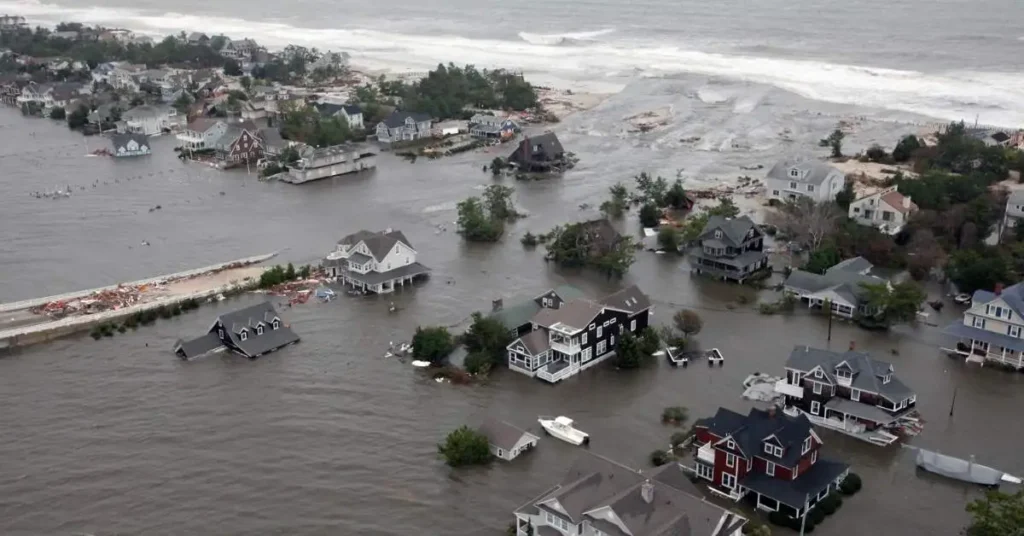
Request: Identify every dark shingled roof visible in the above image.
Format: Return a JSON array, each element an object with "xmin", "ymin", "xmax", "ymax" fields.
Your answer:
[
  {"xmin": 697, "ymin": 215, "xmax": 759, "ymax": 247},
  {"xmin": 740, "ymin": 458, "xmax": 849, "ymax": 509},
  {"xmin": 508, "ymin": 132, "xmax": 564, "ymax": 163},
  {"xmin": 478, "ymin": 418, "xmax": 536, "ymax": 451},
  {"xmin": 694, "ymin": 407, "xmax": 814, "ymax": 468},
  {"xmin": 785, "ymin": 346, "xmax": 915, "ymax": 402},
  {"xmin": 110, "ymin": 132, "xmax": 149, "ymax": 152},
  {"xmin": 216, "ymin": 301, "xmax": 299, "ymax": 358},
  {"xmin": 532, "ymin": 299, "xmax": 604, "ymax": 332},
  {"xmin": 602, "ymin": 284, "xmax": 652, "ymax": 314},
  {"xmin": 380, "ymin": 110, "xmax": 431, "ymax": 128},
  {"xmin": 337, "ymin": 229, "xmax": 414, "ymax": 262},
  {"xmin": 173, "ymin": 332, "xmax": 222, "ymax": 359},
  {"xmin": 512, "ymin": 329, "xmax": 551, "ymax": 355}
]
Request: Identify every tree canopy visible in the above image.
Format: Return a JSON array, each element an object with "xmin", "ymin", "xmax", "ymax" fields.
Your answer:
[
  {"xmin": 858, "ymin": 281, "xmax": 927, "ymax": 326},
  {"xmin": 964, "ymin": 489, "xmax": 1024, "ymax": 536},
  {"xmin": 545, "ymin": 221, "xmax": 635, "ymax": 278},
  {"xmin": 0, "ymin": 28, "xmax": 225, "ymax": 69},
  {"xmin": 613, "ymin": 329, "xmax": 660, "ymax": 369},
  {"xmin": 437, "ymin": 425, "xmax": 492, "ymax": 467},
  {"xmin": 411, "ymin": 326, "xmax": 455, "ymax": 364},
  {"xmin": 461, "ymin": 312, "xmax": 513, "ymax": 375},
  {"xmin": 278, "ymin": 104, "xmax": 356, "ymax": 147},
  {"xmin": 377, "ymin": 63, "xmax": 539, "ymax": 120},
  {"xmin": 456, "ymin": 185, "xmax": 519, "ymax": 243},
  {"xmin": 672, "ymin": 309, "xmax": 703, "ymax": 337}
]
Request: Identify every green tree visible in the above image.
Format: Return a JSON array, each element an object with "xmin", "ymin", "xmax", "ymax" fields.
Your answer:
[
  {"xmin": 635, "ymin": 172, "xmax": 669, "ymax": 206},
  {"xmin": 437, "ymin": 425, "xmax": 492, "ymax": 467},
  {"xmin": 657, "ymin": 226, "xmax": 681, "ymax": 252},
  {"xmin": 613, "ymin": 331, "xmax": 648, "ymax": 369},
  {"xmin": 892, "ymin": 134, "xmax": 922, "ymax": 163},
  {"xmin": 946, "ymin": 248, "xmax": 1011, "ymax": 294},
  {"xmin": 66, "ymin": 104, "xmax": 89, "ymax": 129},
  {"xmin": 600, "ymin": 182, "xmax": 630, "ymax": 218},
  {"xmin": 665, "ymin": 179, "xmax": 689, "ymax": 209},
  {"xmin": 489, "ymin": 157, "xmax": 505, "ymax": 176},
  {"xmin": 456, "ymin": 196, "xmax": 504, "ymax": 242},
  {"xmin": 865, "ymin": 144, "xmax": 888, "ymax": 162},
  {"xmin": 48, "ymin": 107, "xmax": 66, "ymax": 120},
  {"xmin": 707, "ymin": 198, "xmax": 740, "ymax": 218},
  {"xmin": 661, "ymin": 406, "xmax": 688, "ymax": 425},
  {"xmin": 637, "ymin": 327, "xmax": 661, "ymax": 356},
  {"xmin": 411, "ymin": 326, "xmax": 455, "ymax": 364},
  {"xmin": 964, "ymin": 489, "xmax": 1024, "ymax": 536},
  {"xmin": 639, "ymin": 203, "xmax": 661, "ymax": 228},
  {"xmin": 804, "ymin": 243, "xmax": 841, "ymax": 274},
  {"xmin": 483, "ymin": 184, "xmax": 518, "ymax": 222},
  {"xmin": 673, "ymin": 309, "xmax": 703, "ymax": 338},
  {"xmin": 285, "ymin": 262, "xmax": 296, "ymax": 280},
  {"xmin": 223, "ymin": 58, "xmax": 242, "ymax": 76},
  {"xmin": 859, "ymin": 281, "xmax": 927, "ymax": 326},
  {"xmin": 834, "ymin": 179, "xmax": 855, "ymax": 209},
  {"xmin": 462, "ymin": 312, "xmax": 512, "ymax": 366},
  {"xmin": 172, "ymin": 91, "xmax": 193, "ymax": 113},
  {"xmin": 820, "ymin": 128, "xmax": 845, "ymax": 158},
  {"xmin": 680, "ymin": 212, "xmax": 709, "ymax": 242}
]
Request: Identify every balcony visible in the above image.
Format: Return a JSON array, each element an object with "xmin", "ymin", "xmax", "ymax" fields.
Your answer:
[
  {"xmin": 697, "ymin": 443, "xmax": 716, "ymax": 464},
  {"xmin": 774, "ymin": 379, "xmax": 804, "ymax": 398},
  {"xmin": 836, "ymin": 374, "xmax": 853, "ymax": 387},
  {"xmin": 549, "ymin": 333, "xmax": 580, "ymax": 356},
  {"xmin": 537, "ymin": 360, "xmax": 575, "ymax": 383}
]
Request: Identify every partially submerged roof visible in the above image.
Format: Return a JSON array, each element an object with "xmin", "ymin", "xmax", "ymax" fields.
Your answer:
[
  {"xmin": 601, "ymin": 285, "xmax": 652, "ymax": 314},
  {"xmin": 337, "ymin": 229, "xmax": 414, "ymax": 262},
  {"xmin": 216, "ymin": 301, "xmax": 299, "ymax": 357},
  {"xmin": 173, "ymin": 332, "xmax": 222, "ymax": 359},
  {"xmin": 533, "ymin": 299, "xmax": 604, "ymax": 332},
  {"xmin": 111, "ymin": 132, "xmax": 148, "ymax": 149},
  {"xmin": 786, "ymin": 346, "xmax": 915, "ymax": 401},
  {"xmin": 766, "ymin": 156, "xmax": 841, "ymax": 186},
  {"xmin": 698, "ymin": 215, "xmax": 759, "ymax": 246},
  {"xmin": 478, "ymin": 418, "xmax": 536, "ymax": 451}
]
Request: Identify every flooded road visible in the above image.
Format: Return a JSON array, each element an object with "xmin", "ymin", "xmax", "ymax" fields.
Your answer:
[{"xmin": 1, "ymin": 84, "xmax": 1022, "ymax": 536}]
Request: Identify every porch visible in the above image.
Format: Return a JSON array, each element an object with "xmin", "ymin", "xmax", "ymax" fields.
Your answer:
[
  {"xmin": 741, "ymin": 460, "xmax": 849, "ymax": 517},
  {"xmin": 942, "ymin": 322, "xmax": 1024, "ymax": 370},
  {"xmin": 536, "ymin": 358, "xmax": 576, "ymax": 383},
  {"xmin": 330, "ymin": 263, "xmax": 431, "ymax": 295},
  {"xmin": 783, "ymin": 406, "xmax": 899, "ymax": 446}
]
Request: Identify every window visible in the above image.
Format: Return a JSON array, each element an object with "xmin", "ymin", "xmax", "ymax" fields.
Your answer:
[
  {"xmin": 497, "ymin": 448, "xmax": 503, "ymax": 457},
  {"xmin": 582, "ymin": 333, "xmax": 587, "ymax": 344},
  {"xmin": 697, "ymin": 463, "xmax": 713, "ymax": 480},
  {"xmin": 814, "ymin": 368, "xmax": 822, "ymax": 378},
  {"xmin": 813, "ymin": 382, "xmax": 822, "ymax": 395},
  {"xmin": 589, "ymin": 323, "xmax": 595, "ymax": 330},
  {"xmin": 811, "ymin": 450, "xmax": 818, "ymax": 464},
  {"xmin": 596, "ymin": 341, "xmax": 606, "ymax": 355},
  {"xmin": 722, "ymin": 472, "xmax": 737, "ymax": 489},
  {"xmin": 773, "ymin": 445, "xmax": 783, "ymax": 457},
  {"xmin": 851, "ymin": 388, "xmax": 860, "ymax": 401},
  {"xmin": 802, "ymin": 437, "xmax": 812, "ymax": 454},
  {"xmin": 239, "ymin": 330, "xmax": 248, "ymax": 341},
  {"xmin": 807, "ymin": 184, "xmax": 814, "ymax": 192},
  {"xmin": 610, "ymin": 335, "xmax": 615, "ymax": 346},
  {"xmin": 789, "ymin": 181, "xmax": 797, "ymax": 189},
  {"xmin": 909, "ymin": 394, "xmax": 917, "ymax": 404},
  {"xmin": 972, "ymin": 316, "xmax": 986, "ymax": 329},
  {"xmin": 810, "ymin": 401, "xmax": 820, "ymax": 415},
  {"xmin": 790, "ymin": 169, "xmax": 798, "ymax": 177},
  {"xmin": 996, "ymin": 306, "xmax": 1004, "ymax": 318},
  {"xmin": 882, "ymin": 211, "xmax": 892, "ymax": 221},
  {"xmin": 630, "ymin": 319, "xmax": 636, "ymax": 332},
  {"xmin": 272, "ymin": 319, "xmax": 279, "ymax": 330},
  {"xmin": 582, "ymin": 348, "xmax": 592, "ymax": 362},
  {"xmin": 764, "ymin": 443, "xmax": 773, "ymax": 455},
  {"xmin": 766, "ymin": 461, "xmax": 776, "ymax": 476},
  {"xmin": 508, "ymin": 351, "xmax": 515, "ymax": 362},
  {"xmin": 773, "ymin": 190, "xmax": 780, "ymax": 196},
  {"xmin": 986, "ymin": 305, "xmax": 992, "ymax": 315},
  {"xmin": 597, "ymin": 326, "xmax": 603, "ymax": 338},
  {"xmin": 726, "ymin": 453, "xmax": 736, "ymax": 468},
  {"xmin": 715, "ymin": 229, "xmax": 723, "ymax": 238},
  {"xmin": 853, "ymin": 207, "xmax": 860, "ymax": 213},
  {"xmin": 256, "ymin": 325, "xmax": 263, "ymax": 335},
  {"xmin": 792, "ymin": 464, "xmax": 799, "ymax": 480},
  {"xmin": 727, "ymin": 439, "xmax": 735, "ymax": 449},
  {"xmin": 218, "ymin": 328, "xmax": 224, "ymax": 339}
]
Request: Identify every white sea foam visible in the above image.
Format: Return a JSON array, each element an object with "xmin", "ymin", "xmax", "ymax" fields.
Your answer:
[{"xmin": 3, "ymin": 0, "xmax": 1023, "ymax": 127}]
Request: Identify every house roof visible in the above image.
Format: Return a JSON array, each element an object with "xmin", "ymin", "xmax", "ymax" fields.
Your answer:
[
  {"xmin": 992, "ymin": 131, "xmax": 1011, "ymax": 143},
  {"xmin": 509, "ymin": 132, "xmax": 564, "ymax": 162},
  {"xmin": 513, "ymin": 329, "xmax": 551, "ymax": 355},
  {"xmin": 601, "ymin": 285, "xmax": 652, "ymax": 315},
  {"xmin": 698, "ymin": 215, "xmax": 758, "ymax": 246},
  {"xmin": 766, "ymin": 157, "xmax": 840, "ymax": 186},
  {"xmin": 187, "ymin": 117, "xmax": 224, "ymax": 132},
  {"xmin": 879, "ymin": 190, "xmax": 917, "ymax": 214},
  {"xmin": 970, "ymin": 282, "xmax": 1024, "ymax": 319},
  {"xmin": 695, "ymin": 407, "xmax": 813, "ymax": 467},
  {"xmin": 740, "ymin": 458, "xmax": 849, "ymax": 509},
  {"xmin": 380, "ymin": 110, "xmax": 431, "ymax": 128},
  {"xmin": 337, "ymin": 229, "xmax": 414, "ymax": 262},
  {"xmin": 347, "ymin": 252, "xmax": 372, "ymax": 265},
  {"xmin": 533, "ymin": 299, "xmax": 604, "ymax": 332},
  {"xmin": 1007, "ymin": 190, "xmax": 1024, "ymax": 206},
  {"xmin": 478, "ymin": 418, "xmax": 536, "ymax": 451},
  {"xmin": 111, "ymin": 133, "xmax": 148, "ymax": 149},
  {"xmin": 785, "ymin": 346, "xmax": 915, "ymax": 401},
  {"xmin": 125, "ymin": 104, "xmax": 172, "ymax": 119},
  {"xmin": 518, "ymin": 452, "xmax": 743, "ymax": 536},
  {"xmin": 172, "ymin": 332, "xmax": 222, "ymax": 359},
  {"xmin": 784, "ymin": 257, "xmax": 886, "ymax": 305},
  {"xmin": 215, "ymin": 301, "xmax": 299, "ymax": 358},
  {"xmin": 260, "ymin": 127, "xmax": 287, "ymax": 149}
]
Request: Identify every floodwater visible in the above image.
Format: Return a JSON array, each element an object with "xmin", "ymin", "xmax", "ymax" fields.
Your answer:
[{"xmin": 2, "ymin": 103, "xmax": 1023, "ymax": 536}]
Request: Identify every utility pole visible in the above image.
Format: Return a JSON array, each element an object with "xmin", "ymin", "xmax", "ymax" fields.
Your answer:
[{"xmin": 799, "ymin": 493, "xmax": 811, "ymax": 536}]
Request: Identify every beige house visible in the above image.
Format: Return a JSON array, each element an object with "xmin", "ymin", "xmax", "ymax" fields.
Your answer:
[{"xmin": 848, "ymin": 186, "xmax": 917, "ymax": 235}]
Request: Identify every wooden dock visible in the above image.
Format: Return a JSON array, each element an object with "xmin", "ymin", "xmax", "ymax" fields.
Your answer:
[{"xmin": 0, "ymin": 253, "xmax": 277, "ymax": 351}]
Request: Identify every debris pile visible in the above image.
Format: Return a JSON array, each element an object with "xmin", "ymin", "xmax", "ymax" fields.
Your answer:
[
  {"xmin": 265, "ymin": 269, "xmax": 331, "ymax": 305},
  {"xmin": 31, "ymin": 284, "xmax": 145, "ymax": 319}
]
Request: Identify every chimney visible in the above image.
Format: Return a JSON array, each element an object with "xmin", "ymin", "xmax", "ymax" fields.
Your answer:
[
  {"xmin": 902, "ymin": 195, "xmax": 911, "ymax": 209},
  {"xmin": 640, "ymin": 479, "xmax": 654, "ymax": 504},
  {"xmin": 849, "ymin": 341, "xmax": 856, "ymax": 351},
  {"xmin": 995, "ymin": 283, "xmax": 1004, "ymax": 296},
  {"xmin": 492, "ymin": 298, "xmax": 503, "ymax": 312}
]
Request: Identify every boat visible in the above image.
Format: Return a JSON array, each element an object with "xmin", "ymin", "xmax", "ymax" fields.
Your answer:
[
  {"xmin": 411, "ymin": 360, "xmax": 431, "ymax": 367},
  {"xmin": 954, "ymin": 293, "xmax": 972, "ymax": 306},
  {"xmin": 538, "ymin": 415, "xmax": 590, "ymax": 446},
  {"xmin": 913, "ymin": 447, "xmax": 1022, "ymax": 486},
  {"xmin": 315, "ymin": 287, "xmax": 336, "ymax": 301}
]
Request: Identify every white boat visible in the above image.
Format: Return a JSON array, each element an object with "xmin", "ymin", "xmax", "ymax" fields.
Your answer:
[
  {"xmin": 411, "ymin": 360, "xmax": 431, "ymax": 368},
  {"xmin": 538, "ymin": 415, "xmax": 590, "ymax": 446},
  {"xmin": 912, "ymin": 447, "xmax": 1023, "ymax": 486},
  {"xmin": 954, "ymin": 293, "xmax": 972, "ymax": 305}
]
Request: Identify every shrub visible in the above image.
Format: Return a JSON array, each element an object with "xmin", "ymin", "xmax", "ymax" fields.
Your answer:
[
  {"xmin": 649, "ymin": 449, "xmax": 671, "ymax": 467},
  {"xmin": 819, "ymin": 493, "xmax": 843, "ymax": 515},
  {"xmin": 669, "ymin": 431, "xmax": 690, "ymax": 449},
  {"xmin": 157, "ymin": 306, "xmax": 172, "ymax": 319},
  {"xmin": 117, "ymin": 324, "xmax": 127, "ymax": 333},
  {"xmin": 411, "ymin": 326, "xmax": 456, "ymax": 364},
  {"xmin": 463, "ymin": 351, "xmax": 493, "ymax": 375},
  {"xmin": 171, "ymin": 305, "xmax": 182, "ymax": 316},
  {"xmin": 742, "ymin": 522, "xmax": 771, "ymax": 536},
  {"xmin": 768, "ymin": 511, "xmax": 791, "ymax": 527},
  {"xmin": 839, "ymin": 473, "xmax": 862, "ymax": 495},
  {"xmin": 521, "ymin": 232, "xmax": 539, "ymax": 247},
  {"xmin": 437, "ymin": 425, "xmax": 492, "ymax": 467},
  {"xmin": 808, "ymin": 506, "xmax": 826, "ymax": 525},
  {"xmin": 662, "ymin": 406, "xmax": 688, "ymax": 425}
]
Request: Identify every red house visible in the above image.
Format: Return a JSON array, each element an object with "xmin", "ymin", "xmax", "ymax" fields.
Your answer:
[{"xmin": 691, "ymin": 407, "xmax": 850, "ymax": 518}]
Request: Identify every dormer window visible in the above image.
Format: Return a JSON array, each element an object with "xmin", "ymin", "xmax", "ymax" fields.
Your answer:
[
  {"xmin": 272, "ymin": 319, "xmax": 280, "ymax": 330},
  {"xmin": 814, "ymin": 369, "xmax": 823, "ymax": 378},
  {"xmin": 726, "ymin": 438, "xmax": 734, "ymax": 450},
  {"xmin": 883, "ymin": 374, "xmax": 891, "ymax": 384},
  {"xmin": 764, "ymin": 442, "xmax": 782, "ymax": 457},
  {"xmin": 714, "ymin": 230, "xmax": 722, "ymax": 239},
  {"xmin": 239, "ymin": 329, "xmax": 248, "ymax": 341},
  {"xmin": 256, "ymin": 324, "xmax": 264, "ymax": 335},
  {"xmin": 789, "ymin": 169, "xmax": 798, "ymax": 177}
]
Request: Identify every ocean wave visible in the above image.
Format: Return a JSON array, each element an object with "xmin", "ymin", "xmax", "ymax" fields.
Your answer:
[
  {"xmin": 517, "ymin": 28, "xmax": 616, "ymax": 46},
  {"xmin": 3, "ymin": 0, "xmax": 1023, "ymax": 127}
]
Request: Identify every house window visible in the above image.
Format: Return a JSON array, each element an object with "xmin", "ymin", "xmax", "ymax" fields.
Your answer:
[
  {"xmin": 218, "ymin": 328, "xmax": 224, "ymax": 339},
  {"xmin": 497, "ymin": 448, "xmax": 504, "ymax": 457},
  {"xmin": 722, "ymin": 472, "xmax": 737, "ymax": 489},
  {"xmin": 813, "ymin": 382, "xmax": 822, "ymax": 395},
  {"xmin": 764, "ymin": 443, "xmax": 773, "ymax": 455},
  {"xmin": 792, "ymin": 464, "xmax": 799, "ymax": 480},
  {"xmin": 597, "ymin": 326, "xmax": 603, "ymax": 338},
  {"xmin": 256, "ymin": 325, "xmax": 263, "ymax": 335},
  {"xmin": 697, "ymin": 463, "xmax": 713, "ymax": 480},
  {"xmin": 790, "ymin": 169, "xmax": 798, "ymax": 178},
  {"xmin": 773, "ymin": 445, "xmax": 783, "ymax": 457},
  {"xmin": 995, "ymin": 306, "xmax": 1004, "ymax": 318},
  {"xmin": 726, "ymin": 453, "xmax": 736, "ymax": 468},
  {"xmin": 766, "ymin": 461, "xmax": 776, "ymax": 476},
  {"xmin": 853, "ymin": 207, "xmax": 860, "ymax": 213},
  {"xmin": 610, "ymin": 335, "xmax": 615, "ymax": 346},
  {"xmin": 882, "ymin": 211, "xmax": 893, "ymax": 221},
  {"xmin": 714, "ymin": 229, "xmax": 722, "ymax": 239},
  {"xmin": 727, "ymin": 439, "xmax": 735, "ymax": 449},
  {"xmin": 596, "ymin": 341, "xmax": 606, "ymax": 355},
  {"xmin": 810, "ymin": 401, "xmax": 820, "ymax": 415},
  {"xmin": 508, "ymin": 351, "xmax": 515, "ymax": 362},
  {"xmin": 589, "ymin": 323, "xmax": 595, "ymax": 330},
  {"xmin": 972, "ymin": 316, "xmax": 986, "ymax": 329},
  {"xmin": 773, "ymin": 190, "xmax": 780, "ymax": 196},
  {"xmin": 811, "ymin": 450, "xmax": 818, "ymax": 464},
  {"xmin": 630, "ymin": 319, "xmax": 636, "ymax": 332},
  {"xmin": 814, "ymin": 368, "xmax": 822, "ymax": 378},
  {"xmin": 240, "ymin": 330, "xmax": 248, "ymax": 341},
  {"xmin": 851, "ymin": 388, "xmax": 861, "ymax": 401},
  {"xmin": 272, "ymin": 319, "xmax": 279, "ymax": 330},
  {"xmin": 582, "ymin": 348, "xmax": 592, "ymax": 362},
  {"xmin": 807, "ymin": 184, "xmax": 814, "ymax": 192},
  {"xmin": 986, "ymin": 305, "xmax": 992, "ymax": 315},
  {"xmin": 789, "ymin": 181, "xmax": 797, "ymax": 189},
  {"xmin": 802, "ymin": 437, "xmax": 812, "ymax": 454}
]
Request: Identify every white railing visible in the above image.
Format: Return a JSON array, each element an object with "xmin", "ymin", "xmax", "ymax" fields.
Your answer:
[
  {"xmin": 550, "ymin": 340, "xmax": 580, "ymax": 355},
  {"xmin": 836, "ymin": 375, "xmax": 853, "ymax": 387},
  {"xmin": 774, "ymin": 380, "xmax": 804, "ymax": 398},
  {"xmin": 537, "ymin": 365, "xmax": 575, "ymax": 383},
  {"xmin": 697, "ymin": 443, "xmax": 716, "ymax": 464}
]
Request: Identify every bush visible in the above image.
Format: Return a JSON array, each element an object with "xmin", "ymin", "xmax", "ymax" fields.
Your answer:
[
  {"xmin": 117, "ymin": 324, "xmax": 127, "ymax": 333},
  {"xmin": 157, "ymin": 306, "xmax": 172, "ymax": 319},
  {"xmin": 768, "ymin": 511, "xmax": 792, "ymax": 527},
  {"xmin": 171, "ymin": 305, "xmax": 182, "ymax": 316},
  {"xmin": 411, "ymin": 326, "xmax": 455, "ymax": 364},
  {"xmin": 437, "ymin": 425, "xmax": 492, "ymax": 467},
  {"xmin": 649, "ymin": 449, "xmax": 671, "ymax": 467},
  {"xmin": 639, "ymin": 203, "xmax": 661, "ymax": 228},
  {"xmin": 865, "ymin": 144, "xmax": 888, "ymax": 163},
  {"xmin": 669, "ymin": 431, "xmax": 690, "ymax": 449},
  {"xmin": 742, "ymin": 522, "xmax": 771, "ymax": 536},
  {"xmin": 808, "ymin": 506, "xmax": 826, "ymax": 525},
  {"xmin": 819, "ymin": 492, "xmax": 842, "ymax": 515},
  {"xmin": 463, "ymin": 351, "xmax": 492, "ymax": 375},
  {"xmin": 521, "ymin": 232, "xmax": 539, "ymax": 247},
  {"xmin": 839, "ymin": 473, "xmax": 862, "ymax": 495},
  {"xmin": 49, "ymin": 107, "xmax": 66, "ymax": 120},
  {"xmin": 662, "ymin": 406, "xmax": 688, "ymax": 425}
]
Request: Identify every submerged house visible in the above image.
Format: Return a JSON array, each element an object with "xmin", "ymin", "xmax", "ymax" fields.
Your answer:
[
  {"xmin": 505, "ymin": 285, "xmax": 652, "ymax": 383},
  {"xmin": 478, "ymin": 418, "xmax": 539, "ymax": 462},
  {"xmin": 172, "ymin": 302, "xmax": 300, "ymax": 359},
  {"xmin": 508, "ymin": 132, "xmax": 568, "ymax": 172},
  {"xmin": 780, "ymin": 345, "xmax": 918, "ymax": 445},
  {"xmin": 322, "ymin": 229, "xmax": 430, "ymax": 294},
  {"xmin": 783, "ymin": 257, "xmax": 890, "ymax": 319},
  {"xmin": 691, "ymin": 407, "xmax": 849, "ymax": 518},
  {"xmin": 110, "ymin": 133, "xmax": 151, "ymax": 157},
  {"xmin": 281, "ymin": 143, "xmax": 378, "ymax": 184},
  {"xmin": 514, "ymin": 451, "xmax": 747, "ymax": 536},
  {"xmin": 688, "ymin": 215, "xmax": 769, "ymax": 283},
  {"xmin": 942, "ymin": 282, "xmax": 1024, "ymax": 370}
]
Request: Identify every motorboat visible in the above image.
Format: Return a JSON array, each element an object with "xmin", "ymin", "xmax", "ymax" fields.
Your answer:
[
  {"xmin": 538, "ymin": 415, "xmax": 590, "ymax": 446},
  {"xmin": 954, "ymin": 293, "xmax": 972, "ymax": 306},
  {"xmin": 913, "ymin": 447, "xmax": 1022, "ymax": 486},
  {"xmin": 411, "ymin": 360, "xmax": 431, "ymax": 367}
]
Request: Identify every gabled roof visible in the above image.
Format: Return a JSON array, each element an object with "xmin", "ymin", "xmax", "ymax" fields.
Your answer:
[
  {"xmin": 766, "ymin": 156, "xmax": 841, "ymax": 186},
  {"xmin": 509, "ymin": 132, "xmax": 564, "ymax": 162},
  {"xmin": 478, "ymin": 418, "xmax": 537, "ymax": 451},
  {"xmin": 173, "ymin": 332, "xmax": 222, "ymax": 359},
  {"xmin": 786, "ymin": 346, "xmax": 915, "ymax": 401},
  {"xmin": 337, "ymin": 229, "xmax": 414, "ymax": 262},
  {"xmin": 187, "ymin": 117, "xmax": 224, "ymax": 132},
  {"xmin": 971, "ymin": 282, "xmax": 1024, "ymax": 318},
  {"xmin": 695, "ymin": 407, "xmax": 813, "ymax": 468},
  {"xmin": 111, "ymin": 132, "xmax": 148, "ymax": 149},
  {"xmin": 784, "ymin": 257, "xmax": 886, "ymax": 304},
  {"xmin": 125, "ymin": 104, "xmax": 173, "ymax": 119},
  {"xmin": 698, "ymin": 215, "xmax": 759, "ymax": 247},
  {"xmin": 532, "ymin": 299, "xmax": 604, "ymax": 332},
  {"xmin": 214, "ymin": 301, "xmax": 299, "ymax": 357},
  {"xmin": 879, "ymin": 189, "xmax": 917, "ymax": 214},
  {"xmin": 512, "ymin": 329, "xmax": 551, "ymax": 355},
  {"xmin": 601, "ymin": 285, "xmax": 652, "ymax": 315},
  {"xmin": 380, "ymin": 110, "xmax": 431, "ymax": 128}
]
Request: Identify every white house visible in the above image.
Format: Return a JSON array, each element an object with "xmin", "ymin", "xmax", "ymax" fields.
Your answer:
[
  {"xmin": 477, "ymin": 419, "xmax": 539, "ymax": 461},
  {"xmin": 109, "ymin": 63, "xmax": 146, "ymax": 92},
  {"xmin": 764, "ymin": 157, "xmax": 845, "ymax": 203},
  {"xmin": 121, "ymin": 105, "xmax": 183, "ymax": 136},
  {"xmin": 943, "ymin": 282, "xmax": 1024, "ymax": 370},
  {"xmin": 322, "ymin": 229, "xmax": 431, "ymax": 294},
  {"xmin": 176, "ymin": 117, "xmax": 228, "ymax": 150},
  {"xmin": 848, "ymin": 185, "xmax": 917, "ymax": 235},
  {"xmin": 1003, "ymin": 190, "xmax": 1024, "ymax": 238},
  {"xmin": 784, "ymin": 257, "xmax": 890, "ymax": 319}
]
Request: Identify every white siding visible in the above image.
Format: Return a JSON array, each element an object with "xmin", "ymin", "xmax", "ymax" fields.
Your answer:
[{"xmin": 379, "ymin": 240, "xmax": 417, "ymax": 272}]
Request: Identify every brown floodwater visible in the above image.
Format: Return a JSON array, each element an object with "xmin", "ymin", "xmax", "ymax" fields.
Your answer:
[{"xmin": 1, "ymin": 101, "xmax": 1022, "ymax": 536}]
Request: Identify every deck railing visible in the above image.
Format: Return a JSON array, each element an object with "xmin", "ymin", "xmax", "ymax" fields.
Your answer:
[{"xmin": 537, "ymin": 364, "xmax": 576, "ymax": 383}]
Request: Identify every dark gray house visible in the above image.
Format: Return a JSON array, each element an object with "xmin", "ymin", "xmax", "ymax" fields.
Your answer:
[
  {"xmin": 688, "ymin": 215, "xmax": 769, "ymax": 283},
  {"xmin": 110, "ymin": 133, "xmax": 151, "ymax": 157},
  {"xmin": 173, "ymin": 302, "xmax": 299, "ymax": 359},
  {"xmin": 506, "ymin": 284, "xmax": 653, "ymax": 383},
  {"xmin": 375, "ymin": 110, "xmax": 432, "ymax": 144},
  {"xmin": 490, "ymin": 285, "xmax": 588, "ymax": 337},
  {"xmin": 513, "ymin": 451, "xmax": 747, "ymax": 536},
  {"xmin": 508, "ymin": 132, "xmax": 566, "ymax": 172}
]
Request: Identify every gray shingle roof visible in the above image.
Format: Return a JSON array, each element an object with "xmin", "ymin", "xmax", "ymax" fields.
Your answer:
[
  {"xmin": 784, "ymin": 257, "xmax": 885, "ymax": 303},
  {"xmin": 347, "ymin": 252, "xmax": 372, "ymax": 265},
  {"xmin": 111, "ymin": 133, "xmax": 148, "ymax": 151},
  {"xmin": 766, "ymin": 156, "xmax": 842, "ymax": 186},
  {"xmin": 740, "ymin": 458, "xmax": 849, "ymax": 509},
  {"xmin": 478, "ymin": 418, "xmax": 535, "ymax": 451},
  {"xmin": 695, "ymin": 407, "xmax": 813, "ymax": 467},
  {"xmin": 217, "ymin": 302, "xmax": 299, "ymax": 358},
  {"xmin": 697, "ymin": 215, "xmax": 759, "ymax": 247},
  {"xmin": 514, "ymin": 329, "xmax": 550, "ymax": 355},
  {"xmin": 971, "ymin": 282, "xmax": 1024, "ymax": 318},
  {"xmin": 173, "ymin": 332, "xmax": 222, "ymax": 358},
  {"xmin": 509, "ymin": 132, "xmax": 564, "ymax": 162},
  {"xmin": 786, "ymin": 346, "xmax": 915, "ymax": 401},
  {"xmin": 337, "ymin": 229, "xmax": 414, "ymax": 262},
  {"xmin": 601, "ymin": 284, "xmax": 652, "ymax": 314},
  {"xmin": 533, "ymin": 299, "xmax": 603, "ymax": 331},
  {"xmin": 380, "ymin": 110, "xmax": 430, "ymax": 128}
]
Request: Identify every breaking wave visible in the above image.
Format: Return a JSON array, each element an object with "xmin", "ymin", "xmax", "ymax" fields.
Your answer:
[{"xmin": 2, "ymin": 0, "xmax": 1023, "ymax": 127}]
